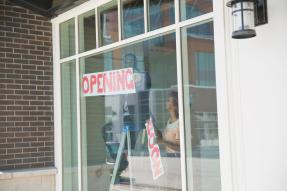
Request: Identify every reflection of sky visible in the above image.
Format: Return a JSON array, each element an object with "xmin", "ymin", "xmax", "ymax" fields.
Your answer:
[
  {"xmin": 122, "ymin": 2, "xmax": 213, "ymax": 39},
  {"xmin": 123, "ymin": 5, "xmax": 144, "ymax": 38},
  {"xmin": 149, "ymin": 1, "xmax": 175, "ymax": 30}
]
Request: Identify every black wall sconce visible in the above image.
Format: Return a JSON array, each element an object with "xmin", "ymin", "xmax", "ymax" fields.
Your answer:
[
  {"xmin": 255, "ymin": 0, "xmax": 268, "ymax": 26},
  {"xmin": 227, "ymin": 0, "xmax": 268, "ymax": 39}
]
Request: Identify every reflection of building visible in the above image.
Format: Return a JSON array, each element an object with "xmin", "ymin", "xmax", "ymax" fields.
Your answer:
[{"xmin": 183, "ymin": 22, "xmax": 219, "ymax": 153}]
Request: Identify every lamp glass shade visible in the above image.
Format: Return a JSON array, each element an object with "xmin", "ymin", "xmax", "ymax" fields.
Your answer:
[{"xmin": 231, "ymin": 1, "xmax": 256, "ymax": 38}]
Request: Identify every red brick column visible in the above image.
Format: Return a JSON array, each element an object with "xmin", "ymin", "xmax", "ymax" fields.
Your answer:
[{"xmin": 0, "ymin": 0, "xmax": 54, "ymax": 170}]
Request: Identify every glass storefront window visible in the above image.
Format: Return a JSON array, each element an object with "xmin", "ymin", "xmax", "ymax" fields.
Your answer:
[
  {"xmin": 79, "ymin": 10, "xmax": 97, "ymax": 53},
  {"xmin": 181, "ymin": 21, "xmax": 221, "ymax": 191},
  {"xmin": 180, "ymin": 0, "xmax": 213, "ymax": 21},
  {"xmin": 61, "ymin": 61, "xmax": 78, "ymax": 191},
  {"xmin": 148, "ymin": 0, "xmax": 175, "ymax": 31},
  {"xmin": 60, "ymin": 18, "xmax": 75, "ymax": 58},
  {"xmin": 80, "ymin": 33, "xmax": 182, "ymax": 191},
  {"xmin": 57, "ymin": 1, "xmax": 223, "ymax": 191},
  {"xmin": 98, "ymin": 0, "xmax": 119, "ymax": 46},
  {"xmin": 122, "ymin": 0, "xmax": 144, "ymax": 39}
]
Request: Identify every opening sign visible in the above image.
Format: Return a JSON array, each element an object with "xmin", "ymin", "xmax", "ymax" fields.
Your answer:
[
  {"xmin": 82, "ymin": 68, "xmax": 136, "ymax": 97},
  {"xmin": 146, "ymin": 118, "xmax": 164, "ymax": 180}
]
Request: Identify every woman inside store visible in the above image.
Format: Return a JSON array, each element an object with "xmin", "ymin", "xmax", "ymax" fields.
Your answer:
[{"xmin": 157, "ymin": 91, "xmax": 180, "ymax": 157}]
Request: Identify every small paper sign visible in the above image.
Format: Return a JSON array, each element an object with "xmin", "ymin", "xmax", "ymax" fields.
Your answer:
[
  {"xmin": 82, "ymin": 68, "xmax": 136, "ymax": 97},
  {"xmin": 146, "ymin": 118, "xmax": 164, "ymax": 180}
]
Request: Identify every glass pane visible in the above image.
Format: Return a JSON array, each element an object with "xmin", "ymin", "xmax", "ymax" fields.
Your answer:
[
  {"xmin": 61, "ymin": 61, "xmax": 78, "ymax": 191},
  {"xmin": 122, "ymin": 0, "xmax": 144, "ymax": 39},
  {"xmin": 180, "ymin": 0, "xmax": 213, "ymax": 21},
  {"xmin": 80, "ymin": 33, "xmax": 182, "ymax": 191},
  {"xmin": 149, "ymin": 0, "xmax": 175, "ymax": 31},
  {"xmin": 99, "ymin": 0, "xmax": 119, "ymax": 46},
  {"xmin": 181, "ymin": 22, "xmax": 221, "ymax": 191},
  {"xmin": 79, "ymin": 10, "xmax": 97, "ymax": 53},
  {"xmin": 60, "ymin": 18, "xmax": 75, "ymax": 58}
]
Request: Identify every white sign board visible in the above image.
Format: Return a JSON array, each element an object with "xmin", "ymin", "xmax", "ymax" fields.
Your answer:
[
  {"xmin": 146, "ymin": 118, "xmax": 164, "ymax": 180},
  {"xmin": 82, "ymin": 68, "xmax": 136, "ymax": 97}
]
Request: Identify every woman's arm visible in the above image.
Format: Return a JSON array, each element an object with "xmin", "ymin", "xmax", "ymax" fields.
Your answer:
[
  {"xmin": 162, "ymin": 139, "xmax": 180, "ymax": 151},
  {"xmin": 163, "ymin": 126, "xmax": 180, "ymax": 151}
]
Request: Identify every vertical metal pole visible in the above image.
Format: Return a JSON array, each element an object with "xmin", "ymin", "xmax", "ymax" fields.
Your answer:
[
  {"xmin": 109, "ymin": 132, "xmax": 126, "ymax": 191},
  {"xmin": 127, "ymin": 130, "xmax": 133, "ymax": 190}
]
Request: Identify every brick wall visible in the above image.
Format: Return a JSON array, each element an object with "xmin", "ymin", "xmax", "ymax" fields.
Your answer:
[{"xmin": 0, "ymin": 0, "xmax": 54, "ymax": 170}]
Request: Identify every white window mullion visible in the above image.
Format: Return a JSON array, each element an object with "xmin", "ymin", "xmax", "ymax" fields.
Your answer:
[
  {"xmin": 53, "ymin": 22, "xmax": 63, "ymax": 191},
  {"xmin": 176, "ymin": 25, "xmax": 189, "ymax": 191},
  {"xmin": 174, "ymin": 0, "xmax": 180, "ymax": 24},
  {"xmin": 144, "ymin": 0, "xmax": 148, "ymax": 33},
  {"xmin": 76, "ymin": 57, "xmax": 82, "ymax": 191},
  {"xmin": 74, "ymin": 15, "xmax": 83, "ymax": 191},
  {"xmin": 175, "ymin": 0, "xmax": 189, "ymax": 191},
  {"xmin": 75, "ymin": 16, "xmax": 79, "ymax": 55},
  {"xmin": 118, "ymin": 0, "xmax": 122, "ymax": 41},
  {"xmin": 95, "ymin": 8, "xmax": 100, "ymax": 48}
]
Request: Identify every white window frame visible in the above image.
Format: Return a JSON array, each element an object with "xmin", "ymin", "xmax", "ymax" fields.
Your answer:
[{"xmin": 51, "ymin": 0, "xmax": 233, "ymax": 191}]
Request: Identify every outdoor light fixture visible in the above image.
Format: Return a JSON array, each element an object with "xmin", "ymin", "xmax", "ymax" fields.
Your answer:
[{"xmin": 227, "ymin": 0, "xmax": 257, "ymax": 39}]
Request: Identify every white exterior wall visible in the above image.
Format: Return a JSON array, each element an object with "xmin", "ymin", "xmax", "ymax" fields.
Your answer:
[{"xmin": 225, "ymin": 0, "xmax": 287, "ymax": 191}]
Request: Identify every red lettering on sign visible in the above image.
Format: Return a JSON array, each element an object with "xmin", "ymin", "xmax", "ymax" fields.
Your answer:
[
  {"xmin": 146, "ymin": 118, "xmax": 164, "ymax": 180},
  {"xmin": 97, "ymin": 73, "xmax": 104, "ymax": 93},
  {"xmin": 113, "ymin": 72, "xmax": 118, "ymax": 92},
  {"xmin": 117, "ymin": 70, "xmax": 125, "ymax": 91},
  {"xmin": 90, "ymin": 75, "xmax": 97, "ymax": 93},
  {"xmin": 147, "ymin": 120, "xmax": 153, "ymax": 134},
  {"xmin": 152, "ymin": 153, "xmax": 163, "ymax": 177},
  {"xmin": 126, "ymin": 69, "xmax": 135, "ymax": 90},
  {"xmin": 82, "ymin": 76, "xmax": 89, "ymax": 94},
  {"xmin": 151, "ymin": 145, "xmax": 160, "ymax": 159},
  {"xmin": 104, "ymin": 73, "xmax": 113, "ymax": 93},
  {"xmin": 82, "ymin": 68, "xmax": 136, "ymax": 96},
  {"xmin": 148, "ymin": 131, "xmax": 155, "ymax": 149}
]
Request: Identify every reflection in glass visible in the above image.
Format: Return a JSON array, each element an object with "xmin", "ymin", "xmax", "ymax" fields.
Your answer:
[
  {"xmin": 122, "ymin": 0, "xmax": 144, "ymax": 39},
  {"xmin": 80, "ymin": 33, "xmax": 182, "ymax": 191},
  {"xmin": 61, "ymin": 61, "xmax": 78, "ymax": 191},
  {"xmin": 181, "ymin": 22, "xmax": 221, "ymax": 191},
  {"xmin": 60, "ymin": 18, "xmax": 75, "ymax": 58},
  {"xmin": 149, "ymin": 0, "xmax": 175, "ymax": 31},
  {"xmin": 79, "ymin": 10, "xmax": 96, "ymax": 52},
  {"xmin": 180, "ymin": 0, "xmax": 213, "ymax": 21},
  {"xmin": 99, "ymin": 0, "xmax": 118, "ymax": 46}
]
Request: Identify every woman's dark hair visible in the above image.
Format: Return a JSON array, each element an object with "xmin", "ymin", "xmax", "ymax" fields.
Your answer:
[{"xmin": 169, "ymin": 91, "xmax": 179, "ymax": 119}]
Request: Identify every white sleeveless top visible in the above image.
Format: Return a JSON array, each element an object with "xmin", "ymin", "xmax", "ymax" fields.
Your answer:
[{"xmin": 163, "ymin": 119, "xmax": 180, "ymax": 153}]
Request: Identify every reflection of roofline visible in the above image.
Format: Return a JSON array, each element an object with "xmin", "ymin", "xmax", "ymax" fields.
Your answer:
[
  {"xmin": 188, "ymin": 34, "xmax": 214, "ymax": 41},
  {"xmin": 170, "ymin": 84, "xmax": 216, "ymax": 90},
  {"xmin": 148, "ymin": 84, "xmax": 216, "ymax": 92}
]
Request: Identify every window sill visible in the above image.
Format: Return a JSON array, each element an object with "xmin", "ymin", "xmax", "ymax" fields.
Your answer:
[{"xmin": 0, "ymin": 167, "xmax": 57, "ymax": 180}]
